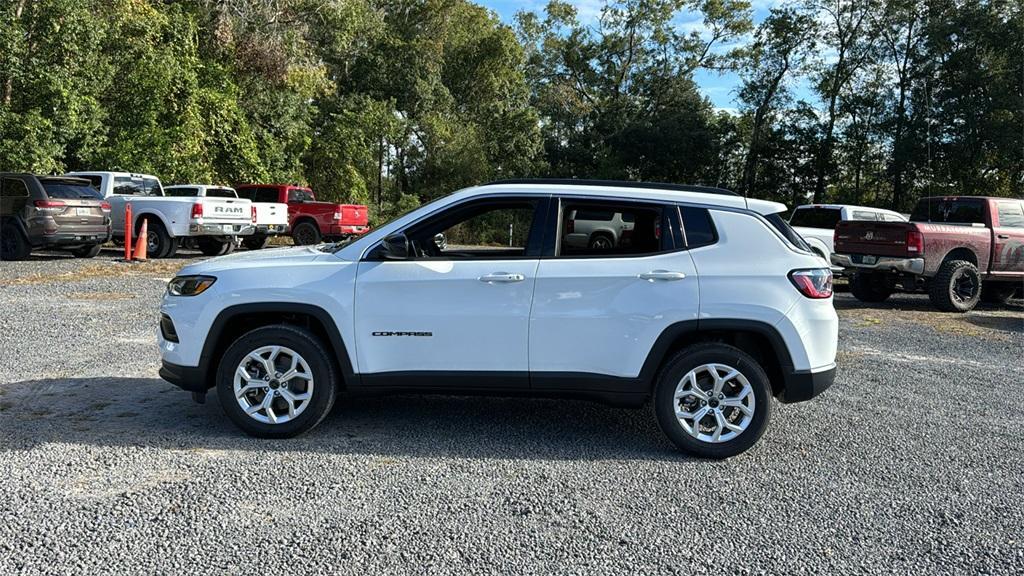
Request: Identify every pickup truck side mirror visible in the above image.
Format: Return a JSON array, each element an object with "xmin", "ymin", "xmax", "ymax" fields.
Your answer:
[{"xmin": 380, "ymin": 233, "xmax": 410, "ymax": 260}]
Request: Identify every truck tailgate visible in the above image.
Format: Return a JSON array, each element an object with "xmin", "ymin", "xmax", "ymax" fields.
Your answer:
[
  {"xmin": 198, "ymin": 197, "xmax": 252, "ymax": 223},
  {"xmin": 834, "ymin": 221, "xmax": 915, "ymax": 257},
  {"xmin": 339, "ymin": 205, "xmax": 368, "ymax": 226},
  {"xmin": 254, "ymin": 202, "xmax": 288, "ymax": 226}
]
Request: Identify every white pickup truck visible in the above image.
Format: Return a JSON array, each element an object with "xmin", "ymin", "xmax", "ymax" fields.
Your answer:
[
  {"xmin": 789, "ymin": 204, "xmax": 908, "ymax": 273},
  {"xmin": 66, "ymin": 171, "xmax": 255, "ymax": 258},
  {"xmin": 165, "ymin": 185, "xmax": 289, "ymax": 250}
]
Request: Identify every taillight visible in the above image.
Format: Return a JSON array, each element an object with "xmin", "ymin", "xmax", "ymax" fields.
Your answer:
[
  {"xmin": 251, "ymin": 206, "xmax": 257, "ymax": 223},
  {"xmin": 789, "ymin": 268, "xmax": 833, "ymax": 299},
  {"xmin": 906, "ymin": 229, "xmax": 924, "ymax": 254},
  {"xmin": 191, "ymin": 203, "xmax": 203, "ymax": 219},
  {"xmin": 34, "ymin": 200, "xmax": 66, "ymax": 213},
  {"xmin": 333, "ymin": 207, "xmax": 343, "ymax": 221},
  {"xmin": 100, "ymin": 201, "xmax": 112, "ymax": 213}
]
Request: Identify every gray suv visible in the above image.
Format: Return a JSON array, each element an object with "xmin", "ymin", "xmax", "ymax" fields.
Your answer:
[{"xmin": 1, "ymin": 173, "xmax": 112, "ymax": 260}]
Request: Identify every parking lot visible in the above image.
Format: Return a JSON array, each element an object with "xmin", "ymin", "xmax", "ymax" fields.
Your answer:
[{"xmin": 1, "ymin": 249, "xmax": 1022, "ymax": 575}]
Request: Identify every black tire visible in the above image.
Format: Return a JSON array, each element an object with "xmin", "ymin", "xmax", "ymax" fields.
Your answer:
[
  {"xmin": 980, "ymin": 282, "xmax": 1019, "ymax": 305},
  {"xmin": 588, "ymin": 232, "xmax": 615, "ymax": 250},
  {"xmin": 928, "ymin": 259, "xmax": 981, "ymax": 313},
  {"xmin": 216, "ymin": 325, "xmax": 338, "ymax": 438},
  {"xmin": 292, "ymin": 221, "xmax": 321, "ymax": 246},
  {"xmin": 71, "ymin": 244, "xmax": 102, "ymax": 258},
  {"xmin": 1, "ymin": 222, "xmax": 31, "ymax": 260},
  {"xmin": 849, "ymin": 272, "xmax": 894, "ymax": 303},
  {"xmin": 197, "ymin": 237, "xmax": 233, "ymax": 257},
  {"xmin": 653, "ymin": 343, "xmax": 771, "ymax": 459},
  {"xmin": 138, "ymin": 218, "xmax": 175, "ymax": 259},
  {"xmin": 242, "ymin": 234, "xmax": 269, "ymax": 250}
]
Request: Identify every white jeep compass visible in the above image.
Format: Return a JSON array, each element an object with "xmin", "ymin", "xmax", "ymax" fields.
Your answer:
[{"xmin": 158, "ymin": 179, "xmax": 838, "ymax": 458}]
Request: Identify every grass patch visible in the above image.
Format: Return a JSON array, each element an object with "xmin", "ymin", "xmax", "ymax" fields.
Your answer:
[{"xmin": 0, "ymin": 259, "xmax": 187, "ymax": 287}]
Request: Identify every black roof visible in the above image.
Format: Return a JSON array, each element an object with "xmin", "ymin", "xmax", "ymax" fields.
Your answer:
[{"xmin": 484, "ymin": 178, "xmax": 739, "ymax": 197}]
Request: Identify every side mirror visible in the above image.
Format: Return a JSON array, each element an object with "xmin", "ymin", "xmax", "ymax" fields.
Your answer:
[{"xmin": 380, "ymin": 233, "xmax": 410, "ymax": 260}]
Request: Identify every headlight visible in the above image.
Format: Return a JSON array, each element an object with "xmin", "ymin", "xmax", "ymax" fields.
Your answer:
[{"xmin": 167, "ymin": 275, "xmax": 216, "ymax": 296}]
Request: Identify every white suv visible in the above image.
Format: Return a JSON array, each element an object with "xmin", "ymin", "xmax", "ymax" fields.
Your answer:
[{"xmin": 158, "ymin": 180, "xmax": 838, "ymax": 458}]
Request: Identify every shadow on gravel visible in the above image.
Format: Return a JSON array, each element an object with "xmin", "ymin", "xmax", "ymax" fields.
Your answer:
[
  {"xmin": 965, "ymin": 315, "xmax": 1024, "ymax": 333},
  {"xmin": 833, "ymin": 293, "xmax": 1024, "ymax": 315},
  {"xmin": 0, "ymin": 377, "xmax": 680, "ymax": 461}
]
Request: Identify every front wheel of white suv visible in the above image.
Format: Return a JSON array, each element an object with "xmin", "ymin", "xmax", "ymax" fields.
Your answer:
[
  {"xmin": 216, "ymin": 325, "xmax": 338, "ymax": 438},
  {"xmin": 653, "ymin": 343, "xmax": 771, "ymax": 459}
]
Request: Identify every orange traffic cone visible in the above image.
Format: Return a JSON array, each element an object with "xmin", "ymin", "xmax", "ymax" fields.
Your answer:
[{"xmin": 134, "ymin": 219, "xmax": 148, "ymax": 261}]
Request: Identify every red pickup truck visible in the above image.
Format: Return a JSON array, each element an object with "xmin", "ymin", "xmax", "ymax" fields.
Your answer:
[
  {"xmin": 832, "ymin": 196, "xmax": 1024, "ymax": 312},
  {"xmin": 235, "ymin": 184, "xmax": 369, "ymax": 245}
]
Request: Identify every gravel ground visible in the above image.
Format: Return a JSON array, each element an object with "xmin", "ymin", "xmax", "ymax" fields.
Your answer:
[{"xmin": 1, "ymin": 250, "xmax": 1023, "ymax": 575}]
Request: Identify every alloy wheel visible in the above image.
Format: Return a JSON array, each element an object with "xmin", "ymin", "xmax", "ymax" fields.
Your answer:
[
  {"xmin": 234, "ymin": 345, "xmax": 315, "ymax": 424},
  {"xmin": 673, "ymin": 363, "xmax": 755, "ymax": 443}
]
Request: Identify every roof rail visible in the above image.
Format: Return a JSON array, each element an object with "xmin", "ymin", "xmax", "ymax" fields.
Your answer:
[{"xmin": 483, "ymin": 178, "xmax": 739, "ymax": 197}]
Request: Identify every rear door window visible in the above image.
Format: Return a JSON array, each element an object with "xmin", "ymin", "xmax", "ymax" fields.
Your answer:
[
  {"xmin": 996, "ymin": 201, "xmax": 1024, "ymax": 228},
  {"xmin": 558, "ymin": 200, "xmax": 668, "ymax": 257},
  {"xmin": 1, "ymin": 178, "xmax": 29, "ymax": 198},
  {"xmin": 789, "ymin": 207, "xmax": 842, "ymax": 229},
  {"xmin": 910, "ymin": 198, "xmax": 986, "ymax": 224},
  {"xmin": 288, "ymin": 189, "xmax": 314, "ymax": 203}
]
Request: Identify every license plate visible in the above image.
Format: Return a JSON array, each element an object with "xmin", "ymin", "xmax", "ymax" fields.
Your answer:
[
  {"xmin": 76, "ymin": 207, "xmax": 91, "ymax": 216},
  {"xmin": 857, "ymin": 255, "xmax": 877, "ymax": 265}
]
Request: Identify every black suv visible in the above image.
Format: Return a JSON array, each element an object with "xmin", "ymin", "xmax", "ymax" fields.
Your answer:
[{"xmin": 1, "ymin": 173, "xmax": 112, "ymax": 260}]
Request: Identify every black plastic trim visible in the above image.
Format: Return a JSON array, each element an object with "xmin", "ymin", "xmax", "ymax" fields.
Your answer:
[
  {"xmin": 485, "ymin": 179, "xmax": 738, "ymax": 197},
  {"xmin": 779, "ymin": 366, "xmax": 835, "ymax": 403},
  {"xmin": 159, "ymin": 360, "xmax": 207, "ymax": 393}
]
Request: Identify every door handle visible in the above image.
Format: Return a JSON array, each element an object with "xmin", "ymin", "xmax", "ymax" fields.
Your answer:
[
  {"xmin": 479, "ymin": 272, "xmax": 525, "ymax": 283},
  {"xmin": 639, "ymin": 270, "xmax": 687, "ymax": 281},
  {"xmin": 997, "ymin": 234, "xmax": 1010, "ymax": 239}
]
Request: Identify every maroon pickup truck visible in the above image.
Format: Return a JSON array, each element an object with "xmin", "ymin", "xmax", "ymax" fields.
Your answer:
[
  {"xmin": 236, "ymin": 184, "xmax": 369, "ymax": 245},
  {"xmin": 832, "ymin": 196, "xmax": 1024, "ymax": 312}
]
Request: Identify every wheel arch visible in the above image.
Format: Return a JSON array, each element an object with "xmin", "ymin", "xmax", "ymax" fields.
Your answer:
[
  {"xmin": 639, "ymin": 319, "xmax": 794, "ymax": 398},
  {"xmin": 132, "ymin": 210, "xmax": 173, "ymax": 236},
  {"xmin": 199, "ymin": 303, "xmax": 355, "ymax": 391},
  {"xmin": 291, "ymin": 216, "xmax": 320, "ymax": 232},
  {"xmin": 939, "ymin": 246, "xmax": 979, "ymax": 267}
]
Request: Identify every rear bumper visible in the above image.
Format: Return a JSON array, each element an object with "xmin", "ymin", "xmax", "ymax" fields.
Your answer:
[
  {"xmin": 329, "ymin": 225, "xmax": 369, "ymax": 236},
  {"xmin": 256, "ymin": 224, "xmax": 289, "ymax": 235},
  {"xmin": 159, "ymin": 360, "xmax": 209, "ymax": 393},
  {"xmin": 188, "ymin": 222, "xmax": 255, "ymax": 236},
  {"xmin": 831, "ymin": 253, "xmax": 925, "ymax": 275},
  {"xmin": 780, "ymin": 364, "xmax": 836, "ymax": 403},
  {"xmin": 39, "ymin": 230, "xmax": 111, "ymax": 246}
]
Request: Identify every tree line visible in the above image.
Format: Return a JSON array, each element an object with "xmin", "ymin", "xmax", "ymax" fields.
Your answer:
[{"xmin": 1, "ymin": 0, "xmax": 1020, "ymax": 223}]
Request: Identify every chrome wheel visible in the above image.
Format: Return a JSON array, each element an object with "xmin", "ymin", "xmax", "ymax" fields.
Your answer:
[
  {"xmin": 233, "ymin": 345, "xmax": 314, "ymax": 424},
  {"xmin": 673, "ymin": 363, "xmax": 755, "ymax": 443}
]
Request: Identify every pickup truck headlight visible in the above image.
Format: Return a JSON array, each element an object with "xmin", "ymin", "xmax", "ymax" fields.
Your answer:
[{"xmin": 167, "ymin": 275, "xmax": 216, "ymax": 296}]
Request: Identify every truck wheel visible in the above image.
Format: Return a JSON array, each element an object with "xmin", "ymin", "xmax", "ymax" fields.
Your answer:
[
  {"xmin": 980, "ymin": 282, "xmax": 1019, "ymax": 305},
  {"xmin": 292, "ymin": 221, "xmax": 321, "ymax": 246},
  {"xmin": 139, "ymin": 219, "xmax": 175, "ymax": 259},
  {"xmin": 849, "ymin": 272, "xmax": 893, "ymax": 303},
  {"xmin": 929, "ymin": 260, "xmax": 981, "ymax": 312},
  {"xmin": 242, "ymin": 234, "xmax": 269, "ymax": 250},
  {"xmin": 653, "ymin": 343, "xmax": 771, "ymax": 459},
  {"xmin": 71, "ymin": 244, "xmax": 102, "ymax": 258},
  {"xmin": 216, "ymin": 325, "xmax": 338, "ymax": 438},
  {"xmin": 1, "ymin": 223, "xmax": 31, "ymax": 260},
  {"xmin": 197, "ymin": 237, "xmax": 233, "ymax": 257},
  {"xmin": 588, "ymin": 233, "xmax": 614, "ymax": 250}
]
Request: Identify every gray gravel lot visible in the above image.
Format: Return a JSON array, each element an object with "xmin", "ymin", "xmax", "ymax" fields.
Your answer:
[{"xmin": 2, "ymin": 249, "xmax": 1023, "ymax": 575}]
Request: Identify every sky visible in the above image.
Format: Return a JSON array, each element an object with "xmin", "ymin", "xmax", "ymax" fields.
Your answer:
[{"xmin": 475, "ymin": 0, "xmax": 790, "ymax": 114}]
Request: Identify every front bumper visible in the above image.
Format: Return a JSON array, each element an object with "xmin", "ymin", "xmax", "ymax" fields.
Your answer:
[
  {"xmin": 159, "ymin": 360, "xmax": 209, "ymax": 393},
  {"xmin": 188, "ymin": 222, "xmax": 255, "ymax": 236},
  {"xmin": 256, "ymin": 224, "xmax": 289, "ymax": 235},
  {"xmin": 831, "ymin": 253, "xmax": 925, "ymax": 275},
  {"xmin": 780, "ymin": 364, "xmax": 835, "ymax": 403}
]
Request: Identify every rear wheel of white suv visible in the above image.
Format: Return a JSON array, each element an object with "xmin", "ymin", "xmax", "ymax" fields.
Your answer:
[
  {"xmin": 653, "ymin": 343, "xmax": 771, "ymax": 459},
  {"xmin": 216, "ymin": 325, "xmax": 338, "ymax": 438}
]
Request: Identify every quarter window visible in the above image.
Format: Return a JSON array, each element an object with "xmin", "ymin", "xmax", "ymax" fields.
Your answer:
[
  {"xmin": 1, "ymin": 178, "xmax": 29, "ymax": 198},
  {"xmin": 679, "ymin": 206, "xmax": 717, "ymax": 248}
]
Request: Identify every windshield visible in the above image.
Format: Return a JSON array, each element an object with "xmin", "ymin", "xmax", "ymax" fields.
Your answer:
[
  {"xmin": 42, "ymin": 181, "xmax": 102, "ymax": 200},
  {"xmin": 789, "ymin": 207, "xmax": 842, "ymax": 229}
]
